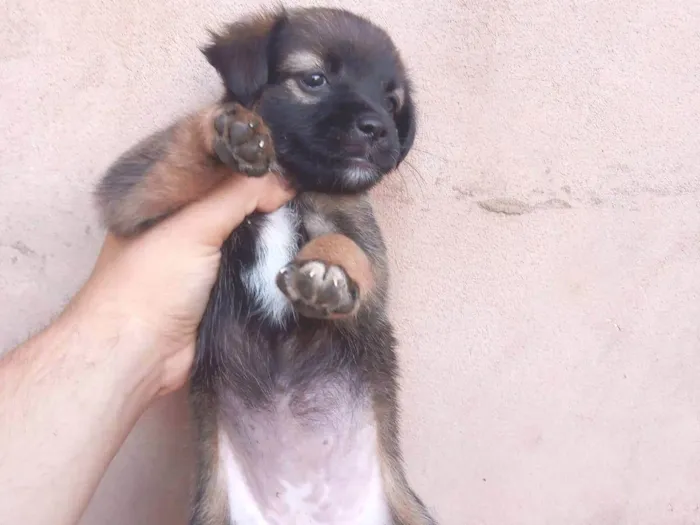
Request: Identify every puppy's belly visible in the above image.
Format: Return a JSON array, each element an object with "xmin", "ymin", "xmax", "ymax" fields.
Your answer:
[{"xmin": 218, "ymin": 385, "xmax": 390, "ymax": 525}]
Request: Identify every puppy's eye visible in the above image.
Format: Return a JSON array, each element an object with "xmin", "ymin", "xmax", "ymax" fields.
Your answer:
[
  {"xmin": 300, "ymin": 73, "xmax": 327, "ymax": 89},
  {"xmin": 384, "ymin": 95, "xmax": 399, "ymax": 114}
]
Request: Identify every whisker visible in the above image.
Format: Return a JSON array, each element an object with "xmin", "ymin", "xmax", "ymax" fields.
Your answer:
[
  {"xmin": 396, "ymin": 166, "xmax": 412, "ymax": 197},
  {"xmin": 404, "ymin": 159, "xmax": 427, "ymax": 186},
  {"xmin": 397, "ymin": 158, "xmax": 427, "ymax": 200},
  {"xmin": 411, "ymin": 146, "xmax": 451, "ymax": 163}
]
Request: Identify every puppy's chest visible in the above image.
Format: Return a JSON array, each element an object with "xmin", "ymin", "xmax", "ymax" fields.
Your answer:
[
  {"xmin": 240, "ymin": 203, "xmax": 335, "ymax": 323},
  {"xmin": 240, "ymin": 205, "xmax": 302, "ymax": 323}
]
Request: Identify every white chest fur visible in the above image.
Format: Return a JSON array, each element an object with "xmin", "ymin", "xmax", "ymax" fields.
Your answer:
[{"xmin": 241, "ymin": 206, "xmax": 299, "ymax": 324}]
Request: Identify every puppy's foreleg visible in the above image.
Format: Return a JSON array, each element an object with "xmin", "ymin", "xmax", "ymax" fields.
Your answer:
[
  {"xmin": 95, "ymin": 103, "xmax": 275, "ymax": 236},
  {"xmin": 276, "ymin": 233, "xmax": 374, "ymax": 320}
]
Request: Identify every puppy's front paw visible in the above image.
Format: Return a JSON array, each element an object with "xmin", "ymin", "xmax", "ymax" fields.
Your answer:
[
  {"xmin": 276, "ymin": 260, "xmax": 360, "ymax": 319},
  {"xmin": 212, "ymin": 103, "xmax": 275, "ymax": 177}
]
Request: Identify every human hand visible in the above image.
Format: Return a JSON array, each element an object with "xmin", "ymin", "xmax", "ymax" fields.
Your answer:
[{"xmin": 67, "ymin": 172, "xmax": 295, "ymax": 398}]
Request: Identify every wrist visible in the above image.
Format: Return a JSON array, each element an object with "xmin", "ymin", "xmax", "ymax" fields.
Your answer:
[{"xmin": 57, "ymin": 292, "xmax": 165, "ymax": 412}]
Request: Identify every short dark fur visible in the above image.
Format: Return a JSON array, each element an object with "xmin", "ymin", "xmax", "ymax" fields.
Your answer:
[{"xmin": 95, "ymin": 6, "xmax": 434, "ymax": 525}]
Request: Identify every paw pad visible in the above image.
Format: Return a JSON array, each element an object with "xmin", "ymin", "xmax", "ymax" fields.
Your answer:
[
  {"xmin": 212, "ymin": 103, "xmax": 275, "ymax": 177},
  {"xmin": 276, "ymin": 260, "xmax": 359, "ymax": 319}
]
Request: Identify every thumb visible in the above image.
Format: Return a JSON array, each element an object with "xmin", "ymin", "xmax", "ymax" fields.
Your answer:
[{"xmin": 164, "ymin": 173, "xmax": 295, "ymax": 246}]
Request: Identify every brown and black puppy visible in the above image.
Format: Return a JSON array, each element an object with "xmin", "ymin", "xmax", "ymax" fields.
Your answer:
[{"xmin": 95, "ymin": 6, "xmax": 436, "ymax": 525}]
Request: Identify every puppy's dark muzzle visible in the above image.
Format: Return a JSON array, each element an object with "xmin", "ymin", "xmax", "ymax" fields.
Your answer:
[{"xmin": 355, "ymin": 113, "xmax": 388, "ymax": 143}]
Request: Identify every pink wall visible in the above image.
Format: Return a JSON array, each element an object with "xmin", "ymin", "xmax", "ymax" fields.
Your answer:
[{"xmin": 2, "ymin": 0, "xmax": 699, "ymax": 523}]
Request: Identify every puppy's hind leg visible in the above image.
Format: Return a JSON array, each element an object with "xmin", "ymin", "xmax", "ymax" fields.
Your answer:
[
  {"xmin": 189, "ymin": 390, "xmax": 230, "ymax": 525},
  {"xmin": 375, "ymin": 391, "xmax": 439, "ymax": 525}
]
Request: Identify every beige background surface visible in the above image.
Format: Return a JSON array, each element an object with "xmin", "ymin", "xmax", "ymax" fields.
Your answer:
[{"xmin": 2, "ymin": 0, "xmax": 700, "ymax": 523}]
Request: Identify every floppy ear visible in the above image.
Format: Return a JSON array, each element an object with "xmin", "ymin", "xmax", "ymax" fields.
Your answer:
[
  {"xmin": 201, "ymin": 10, "xmax": 285, "ymax": 107},
  {"xmin": 396, "ymin": 86, "xmax": 417, "ymax": 164}
]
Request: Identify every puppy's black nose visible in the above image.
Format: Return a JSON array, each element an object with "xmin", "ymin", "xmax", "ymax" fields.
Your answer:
[{"xmin": 355, "ymin": 114, "xmax": 387, "ymax": 142}]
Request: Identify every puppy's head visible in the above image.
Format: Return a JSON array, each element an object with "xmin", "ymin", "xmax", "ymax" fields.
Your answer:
[{"xmin": 202, "ymin": 7, "xmax": 416, "ymax": 193}]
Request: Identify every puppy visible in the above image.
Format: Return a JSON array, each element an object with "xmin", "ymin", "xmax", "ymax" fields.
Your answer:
[{"xmin": 95, "ymin": 7, "xmax": 436, "ymax": 525}]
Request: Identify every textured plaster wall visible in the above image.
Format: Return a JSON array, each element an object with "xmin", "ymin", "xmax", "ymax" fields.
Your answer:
[{"xmin": 1, "ymin": 0, "xmax": 700, "ymax": 524}]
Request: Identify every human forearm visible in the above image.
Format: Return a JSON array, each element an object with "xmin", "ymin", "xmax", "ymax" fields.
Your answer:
[
  {"xmin": 0, "ymin": 171, "xmax": 294, "ymax": 525},
  {"xmin": 0, "ymin": 297, "xmax": 161, "ymax": 525}
]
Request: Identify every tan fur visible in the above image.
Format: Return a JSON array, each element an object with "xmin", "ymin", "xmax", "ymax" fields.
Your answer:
[
  {"xmin": 189, "ymin": 392, "xmax": 230, "ymax": 525},
  {"xmin": 306, "ymin": 193, "xmax": 389, "ymax": 298},
  {"xmin": 96, "ymin": 103, "xmax": 274, "ymax": 236},
  {"xmin": 374, "ymin": 398, "xmax": 434, "ymax": 525},
  {"xmin": 281, "ymin": 50, "xmax": 325, "ymax": 73},
  {"xmin": 212, "ymin": 11, "xmax": 279, "ymax": 44},
  {"xmin": 393, "ymin": 86, "xmax": 406, "ymax": 111},
  {"xmin": 126, "ymin": 108, "xmax": 229, "ymax": 223},
  {"xmin": 193, "ymin": 440, "xmax": 230, "ymax": 525},
  {"xmin": 296, "ymin": 233, "xmax": 374, "ymax": 298},
  {"xmin": 299, "ymin": 193, "xmax": 390, "ymax": 322},
  {"xmin": 134, "ymin": 104, "xmax": 275, "ymax": 220}
]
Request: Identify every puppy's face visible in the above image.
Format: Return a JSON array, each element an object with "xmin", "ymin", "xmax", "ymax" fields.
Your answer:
[{"xmin": 203, "ymin": 8, "xmax": 416, "ymax": 193}]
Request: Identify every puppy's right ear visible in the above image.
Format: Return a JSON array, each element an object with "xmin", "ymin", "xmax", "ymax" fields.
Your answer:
[{"xmin": 202, "ymin": 10, "xmax": 285, "ymax": 107}]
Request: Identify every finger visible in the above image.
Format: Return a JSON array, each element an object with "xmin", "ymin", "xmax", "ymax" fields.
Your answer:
[
  {"xmin": 256, "ymin": 173, "xmax": 298, "ymax": 213},
  {"xmin": 166, "ymin": 173, "xmax": 294, "ymax": 246}
]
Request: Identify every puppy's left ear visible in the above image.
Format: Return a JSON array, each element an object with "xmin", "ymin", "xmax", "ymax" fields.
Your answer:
[
  {"xmin": 202, "ymin": 10, "xmax": 285, "ymax": 107},
  {"xmin": 396, "ymin": 87, "xmax": 417, "ymax": 164}
]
